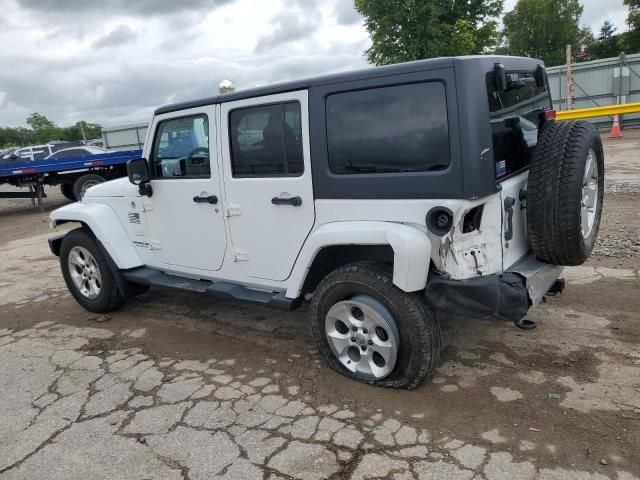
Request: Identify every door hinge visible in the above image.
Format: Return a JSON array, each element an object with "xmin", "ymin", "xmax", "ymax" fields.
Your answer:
[
  {"xmin": 233, "ymin": 248, "xmax": 249, "ymax": 262},
  {"xmin": 225, "ymin": 204, "xmax": 241, "ymax": 217}
]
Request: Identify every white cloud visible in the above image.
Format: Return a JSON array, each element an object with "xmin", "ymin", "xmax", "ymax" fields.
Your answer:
[
  {"xmin": 0, "ymin": 0, "xmax": 630, "ymax": 129},
  {"xmin": 0, "ymin": 0, "xmax": 368, "ymax": 127},
  {"xmin": 92, "ymin": 24, "xmax": 138, "ymax": 49}
]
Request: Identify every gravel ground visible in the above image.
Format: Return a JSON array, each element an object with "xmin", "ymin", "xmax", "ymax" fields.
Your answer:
[{"xmin": 0, "ymin": 133, "xmax": 639, "ymax": 479}]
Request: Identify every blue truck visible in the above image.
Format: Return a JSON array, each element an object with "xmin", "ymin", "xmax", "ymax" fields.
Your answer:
[{"xmin": 0, "ymin": 149, "xmax": 142, "ymax": 206}]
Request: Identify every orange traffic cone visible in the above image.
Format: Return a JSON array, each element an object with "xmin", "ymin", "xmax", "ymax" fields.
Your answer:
[{"xmin": 609, "ymin": 114, "xmax": 623, "ymax": 139}]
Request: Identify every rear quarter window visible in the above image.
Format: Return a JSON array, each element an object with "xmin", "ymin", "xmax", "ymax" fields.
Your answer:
[
  {"xmin": 487, "ymin": 72, "xmax": 552, "ymax": 179},
  {"xmin": 326, "ymin": 82, "xmax": 450, "ymax": 174}
]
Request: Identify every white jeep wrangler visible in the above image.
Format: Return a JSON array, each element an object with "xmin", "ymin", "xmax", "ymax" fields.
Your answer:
[{"xmin": 49, "ymin": 56, "xmax": 604, "ymax": 389}]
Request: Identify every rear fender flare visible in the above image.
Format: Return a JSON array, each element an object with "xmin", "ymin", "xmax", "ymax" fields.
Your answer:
[
  {"xmin": 287, "ymin": 221, "xmax": 431, "ymax": 297},
  {"xmin": 50, "ymin": 202, "xmax": 142, "ymax": 269}
]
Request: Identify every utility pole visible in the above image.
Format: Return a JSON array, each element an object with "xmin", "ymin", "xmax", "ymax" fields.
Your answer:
[
  {"xmin": 78, "ymin": 122, "xmax": 87, "ymax": 143},
  {"xmin": 565, "ymin": 45, "xmax": 574, "ymax": 110}
]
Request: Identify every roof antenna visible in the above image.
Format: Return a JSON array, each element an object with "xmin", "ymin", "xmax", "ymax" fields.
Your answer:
[{"xmin": 218, "ymin": 79, "xmax": 235, "ymax": 94}]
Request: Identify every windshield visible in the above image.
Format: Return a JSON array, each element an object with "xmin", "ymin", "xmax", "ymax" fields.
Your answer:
[{"xmin": 486, "ymin": 71, "xmax": 552, "ymax": 180}]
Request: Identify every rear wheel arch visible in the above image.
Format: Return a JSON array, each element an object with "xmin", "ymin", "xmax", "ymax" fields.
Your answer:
[
  {"xmin": 300, "ymin": 244, "xmax": 395, "ymax": 296},
  {"xmin": 286, "ymin": 222, "xmax": 432, "ymax": 299}
]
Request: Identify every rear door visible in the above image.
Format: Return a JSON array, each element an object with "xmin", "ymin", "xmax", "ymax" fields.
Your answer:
[{"xmin": 219, "ymin": 91, "xmax": 314, "ymax": 281}]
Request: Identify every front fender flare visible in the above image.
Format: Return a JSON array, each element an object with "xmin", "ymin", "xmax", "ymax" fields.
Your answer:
[
  {"xmin": 287, "ymin": 221, "xmax": 431, "ymax": 297},
  {"xmin": 50, "ymin": 202, "xmax": 142, "ymax": 270}
]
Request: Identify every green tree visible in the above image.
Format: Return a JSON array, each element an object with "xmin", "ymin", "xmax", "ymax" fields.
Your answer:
[
  {"xmin": 622, "ymin": 0, "xmax": 640, "ymax": 53},
  {"xmin": 590, "ymin": 21, "xmax": 620, "ymax": 58},
  {"xmin": 502, "ymin": 0, "xmax": 584, "ymax": 66},
  {"xmin": 354, "ymin": 0, "xmax": 504, "ymax": 65},
  {"xmin": 0, "ymin": 115, "xmax": 103, "ymax": 148},
  {"xmin": 25, "ymin": 112, "xmax": 59, "ymax": 144}
]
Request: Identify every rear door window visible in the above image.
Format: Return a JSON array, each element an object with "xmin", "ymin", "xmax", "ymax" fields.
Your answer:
[
  {"xmin": 229, "ymin": 102, "xmax": 303, "ymax": 177},
  {"xmin": 326, "ymin": 82, "xmax": 450, "ymax": 174},
  {"xmin": 487, "ymin": 71, "xmax": 552, "ymax": 179}
]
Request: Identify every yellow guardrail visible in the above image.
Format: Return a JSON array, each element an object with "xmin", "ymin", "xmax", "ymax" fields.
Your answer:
[{"xmin": 556, "ymin": 101, "xmax": 640, "ymax": 121}]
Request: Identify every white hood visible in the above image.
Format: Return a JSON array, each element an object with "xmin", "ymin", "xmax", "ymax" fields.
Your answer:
[{"xmin": 83, "ymin": 177, "xmax": 134, "ymax": 199}]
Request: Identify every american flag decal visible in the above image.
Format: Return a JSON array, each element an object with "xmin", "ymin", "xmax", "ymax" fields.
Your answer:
[{"xmin": 128, "ymin": 212, "xmax": 141, "ymax": 224}]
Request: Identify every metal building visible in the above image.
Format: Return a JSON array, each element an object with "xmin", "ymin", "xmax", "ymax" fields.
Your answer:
[
  {"xmin": 102, "ymin": 123, "xmax": 149, "ymax": 151},
  {"xmin": 546, "ymin": 53, "xmax": 640, "ymax": 127}
]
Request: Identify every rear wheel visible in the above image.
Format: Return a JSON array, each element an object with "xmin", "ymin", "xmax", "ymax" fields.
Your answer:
[
  {"xmin": 310, "ymin": 262, "xmax": 441, "ymax": 389},
  {"xmin": 73, "ymin": 174, "xmax": 105, "ymax": 201},
  {"xmin": 60, "ymin": 183, "xmax": 76, "ymax": 201},
  {"xmin": 60, "ymin": 228, "xmax": 126, "ymax": 313}
]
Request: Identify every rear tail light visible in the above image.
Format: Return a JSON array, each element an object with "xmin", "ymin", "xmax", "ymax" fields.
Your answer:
[{"xmin": 542, "ymin": 109, "xmax": 556, "ymax": 121}]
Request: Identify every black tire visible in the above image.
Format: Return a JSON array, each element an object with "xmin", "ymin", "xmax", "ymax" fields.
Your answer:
[
  {"xmin": 60, "ymin": 228, "xmax": 126, "ymax": 313},
  {"xmin": 60, "ymin": 183, "xmax": 76, "ymax": 201},
  {"xmin": 310, "ymin": 262, "xmax": 441, "ymax": 389},
  {"xmin": 527, "ymin": 120, "xmax": 604, "ymax": 265},
  {"xmin": 73, "ymin": 174, "xmax": 105, "ymax": 201}
]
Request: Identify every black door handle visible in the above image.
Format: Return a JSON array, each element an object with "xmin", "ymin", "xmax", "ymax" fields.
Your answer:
[
  {"xmin": 193, "ymin": 195, "xmax": 218, "ymax": 204},
  {"xmin": 271, "ymin": 196, "xmax": 302, "ymax": 206}
]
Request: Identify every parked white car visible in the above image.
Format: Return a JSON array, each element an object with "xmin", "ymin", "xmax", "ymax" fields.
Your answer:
[
  {"xmin": 48, "ymin": 56, "xmax": 604, "ymax": 389},
  {"xmin": 45, "ymin": 146, "xmax": 107, "ymax": 159}
]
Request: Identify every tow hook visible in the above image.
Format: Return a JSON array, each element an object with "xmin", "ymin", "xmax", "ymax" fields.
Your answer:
[{"xmin": 513, "ymin": 318, "xmax": 537, "ymax": 330}]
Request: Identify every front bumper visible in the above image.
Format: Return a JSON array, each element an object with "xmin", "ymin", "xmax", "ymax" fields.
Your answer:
[{"xmin": 424, "ymin": 253, "xmax": 563, "ymax": 322}]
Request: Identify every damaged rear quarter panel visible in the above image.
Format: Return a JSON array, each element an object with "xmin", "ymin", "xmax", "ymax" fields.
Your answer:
[{"xmin": 438, "ymin": 194, "xmax": 503, "ymax": 280}]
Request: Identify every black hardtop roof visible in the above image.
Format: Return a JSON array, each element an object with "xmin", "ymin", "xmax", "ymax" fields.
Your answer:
[{"xmin": 154, "ymin": 55, "xmax": 541, "ymax": 116}]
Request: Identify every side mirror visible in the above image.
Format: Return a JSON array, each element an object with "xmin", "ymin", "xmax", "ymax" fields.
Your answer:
[
  {"xmin": 126, "ymin": 158, "xmax": 153, "ymax": 196},
  {"xmin": 494, "ymin": 63, "xmax": 508, "ymax": 91}
]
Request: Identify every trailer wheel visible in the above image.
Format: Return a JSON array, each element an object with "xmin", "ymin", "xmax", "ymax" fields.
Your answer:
[
  {"xmin": 73, "ymin": 174, "xmax": 105, "ymax": 201},
  {"xmin": 60, "ymin": 183, "xmax": 76, "ymax": 201}
]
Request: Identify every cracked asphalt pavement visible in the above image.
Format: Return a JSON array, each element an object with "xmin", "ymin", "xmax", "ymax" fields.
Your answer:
[{"xmin": 1, "ymin": 134, "xmax": 639, "ymax": 479}]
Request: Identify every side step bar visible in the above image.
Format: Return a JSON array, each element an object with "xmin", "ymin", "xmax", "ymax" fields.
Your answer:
[{"xmin": 122, "ymin": 267, "xmax": 298, "ymax": 311}]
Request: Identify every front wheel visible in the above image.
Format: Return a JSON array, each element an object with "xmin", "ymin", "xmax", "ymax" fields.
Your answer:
[
  {"xmin": 60, "ymin": 228, "xmax": 126, "ymax": 313},
  {"xmin": 310, "ymin": 263, "xmax": 441, "ymax": 389}
]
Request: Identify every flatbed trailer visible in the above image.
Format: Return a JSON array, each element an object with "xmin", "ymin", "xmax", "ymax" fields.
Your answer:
[{"xmin": 0, "ymin": 149, "xmax": 141, "ymax": 206}]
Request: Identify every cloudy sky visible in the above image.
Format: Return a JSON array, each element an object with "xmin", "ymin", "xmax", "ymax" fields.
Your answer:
[{"xmin": 0, "ymin": 0, "xmax": 629, "ymax": 129}]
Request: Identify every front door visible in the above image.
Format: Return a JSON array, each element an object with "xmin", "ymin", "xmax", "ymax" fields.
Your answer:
[
  {"xmin": 143, "ymin": 107, "xmax": 226, "ymax": 272},
  {"xmin": 220, "ymin": 91, "xmax": 315, "ymax": 281}
]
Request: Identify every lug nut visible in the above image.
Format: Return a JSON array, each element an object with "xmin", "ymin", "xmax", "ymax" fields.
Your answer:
[
  {"xmin": 351, "ymin": 337, "xmax": 356, "ymax": 342},
  {"xmin": 362, "ymin": 328, "xmax": 368, "ymax": 334},
  {"xmin": 361, "ymin": 346, "xmax": 366, "ymax": 351},
  {"xmin": 368, "ymin": 340, "xmax": 373, "ymax": 345},
  {"xmin": 352, "ymin": 326, "xmax": 357, "ymax": 332}
]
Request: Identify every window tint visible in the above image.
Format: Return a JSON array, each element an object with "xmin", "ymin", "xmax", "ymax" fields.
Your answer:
[
  {"xmin": 326, "ymin": 82, "xmax": 450, "ymax": 174},
  {"xmin": 486, "ymin": 72, "xmax": 552, "ymax": 179},
  {"xmin": 32, "ymin": 148, "xmax": 49, "ymax": 160},
  {"xmin": 229, "ymin": 102, "xmax": 303, "ymax": 177},
  {"xmin": 51, "ymin": 148, "xmax": 86, "ymax": 159},
  {"xmin": 17, "ymin": 149, "xmax": 32, "ymax": 159},
  {"xmin": 152, "ymin": 115, "xmax": 209, "ymax": 178}
]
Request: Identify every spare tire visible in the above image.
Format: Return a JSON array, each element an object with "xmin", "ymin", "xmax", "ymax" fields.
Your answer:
[{"xmin": 527, "ymin": 120, "xmax": 604, "ymax": 266}]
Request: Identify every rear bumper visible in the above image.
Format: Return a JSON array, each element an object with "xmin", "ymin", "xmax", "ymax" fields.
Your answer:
[{"xmin": 424, "ymin": 253, "xmax": 563, "ymax": 322}]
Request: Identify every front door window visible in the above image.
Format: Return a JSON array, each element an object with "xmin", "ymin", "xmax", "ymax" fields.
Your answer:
[{"xmin": 151, "ymin": 115, "xmax": 210, "ymax": 178}]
